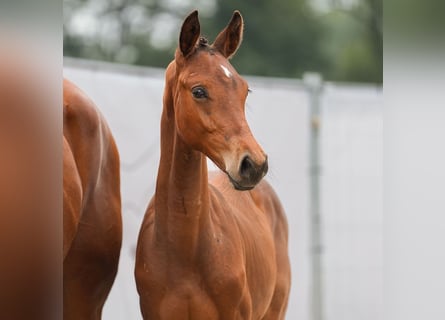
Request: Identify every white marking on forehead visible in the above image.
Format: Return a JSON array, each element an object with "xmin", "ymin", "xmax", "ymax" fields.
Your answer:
[{"xmin": 220, "ymin": 64, "xmax": 232, "ymax": 78}]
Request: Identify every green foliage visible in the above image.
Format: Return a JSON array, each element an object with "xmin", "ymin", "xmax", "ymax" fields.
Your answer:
[
  {"xmin": 63, "ymin": 0, "xmax": 382, "ymax": 83},
  {"xmin": 320, "ymin": 2, "xmax": 382, "ymax": 83},
  {"xmin": 198, "ymin": 0, "xmax": 328, "ymax": 79}
]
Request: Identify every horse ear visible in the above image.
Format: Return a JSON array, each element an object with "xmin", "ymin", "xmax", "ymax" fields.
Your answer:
[
  {"xmin": 213, "ymin": 11, "xmax": 244, "ymax": 59},
  {"xmin": 179, "ymin": 10, "xmax": 200, "ymax": 58}
]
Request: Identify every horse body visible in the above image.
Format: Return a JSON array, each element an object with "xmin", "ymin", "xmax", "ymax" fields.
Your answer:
[
  {"xmin": 138, "ymin": 179, "xmax": 287, "ymax": 319},
  {"xmin": 0, "ymin": 49, "xmax": 59, "ymax": 319},
  {"xmin": 135, "ymin": 11, "xmax": 290, "ymax": 320},
  {"xmin": 63, "ymin": 79, "xmax": 122, "ymax": 319}
]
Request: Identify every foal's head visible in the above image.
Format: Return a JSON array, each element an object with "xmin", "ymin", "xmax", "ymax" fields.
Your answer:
[{"xmin": 167, "ymin": 10, "xmax": 268, "ymax": 191}]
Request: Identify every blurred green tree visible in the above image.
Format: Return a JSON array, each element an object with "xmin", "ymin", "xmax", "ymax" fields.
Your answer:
[
  {"xmin": 320, "ymin": 0, "xmax": 382, "ymax": 82},
  {"xmin": 63, "ymin": 0, "xmax": 382, "ymax": 83},
  {"xmin": 199, "ymin": 0, "xmax": 327, "ymax": 79}
]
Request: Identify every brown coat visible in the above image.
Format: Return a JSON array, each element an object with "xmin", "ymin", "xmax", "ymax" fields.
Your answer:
[
  {"xmin": 135, "ymin": 11, "xmax": 290, "ymax": 320},
  {"xmin": 63, "ymin": 79, "xmax": 122, "ymax": 320}
]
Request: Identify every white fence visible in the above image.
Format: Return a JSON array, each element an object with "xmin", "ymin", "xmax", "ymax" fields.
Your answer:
[
  {"xmin": 320, "ymin": 83, "xmax": 382, "ymax": 320},
  {"xmin": 64, "ymin": 58, "xmax": 382, "ymax": 320}
]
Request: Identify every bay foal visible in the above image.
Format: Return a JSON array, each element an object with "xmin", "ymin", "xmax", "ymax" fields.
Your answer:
[
  {"xmin": 63, "ymin": 79, "xmax": 122, "ymax": 320},
  {"xmin": 135, "ymin": 11, "xmax": 290, "ymax": 319}
]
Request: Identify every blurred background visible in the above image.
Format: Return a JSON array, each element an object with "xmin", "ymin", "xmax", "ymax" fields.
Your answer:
[
  {"xmin": 64, "ymin": 0, "xmax": 382, "ymax": 84},
  {"xmin": 63, "ymin": 0, "xmax": 382, "ymax": 320}
]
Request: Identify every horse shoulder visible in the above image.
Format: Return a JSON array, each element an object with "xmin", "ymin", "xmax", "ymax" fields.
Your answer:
[
  {"xmin": 249, "ymin": 180, "xmax": 291, "ymax": 319},
  {"xmin": 207, "ymin": 178, "xmax": 275, "ymax": 314},
  {"xmin": 209, "ymin": 174, "xmax": 289, "ymax": 316},
  {"xmin": 249, "ymin": 179, "xmax": 289, "ymax": 238},
  {"xmin": 135, "ymin": 197, "xmax": 167, "ymax": 299},
  {"xmin": 209, "ymin": 173, "xmax": 284, "ymax": 240}
]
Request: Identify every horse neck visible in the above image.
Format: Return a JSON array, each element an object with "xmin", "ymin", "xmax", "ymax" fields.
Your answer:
[{"xmin": 154, "ymin": 84, "xmax": 210, "ymax": 261}]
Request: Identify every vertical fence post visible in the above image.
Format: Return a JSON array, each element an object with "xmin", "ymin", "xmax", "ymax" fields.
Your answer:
[{"xmin": 304, "ymin": 72, "xmax": 324, "ymax": 320}]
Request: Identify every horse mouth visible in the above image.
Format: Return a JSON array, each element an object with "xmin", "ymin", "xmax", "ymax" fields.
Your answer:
[{"xmin": 227, "ymin": 174, "xmax": 255, "ymax": 191}]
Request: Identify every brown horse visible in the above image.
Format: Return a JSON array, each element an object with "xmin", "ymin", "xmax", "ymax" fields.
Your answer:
[
  {"xmin": 0, "ymin": 47, "xmax": 59, "ymax": 320},
  {"xmin": 63, "ymin": 79, "xmax": 122, "ymax": 319},
  {"xmin": 135, "ymin": 11, "xmax": 290, "ymax": 319}
]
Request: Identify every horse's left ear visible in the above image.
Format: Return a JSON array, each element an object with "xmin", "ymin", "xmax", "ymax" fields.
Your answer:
[
  {"xmin": 213, "ymin": 11, "xmax": 244, "ymax": 59},
  {"xmin": 179, "ymin": 10, "xmax": 201, "ymax": 57}
]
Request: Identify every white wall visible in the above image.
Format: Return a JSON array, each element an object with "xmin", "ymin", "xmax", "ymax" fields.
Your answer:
[{"xmin": 321, "ymin": 84, "xmax": 383, "ymax": 320}]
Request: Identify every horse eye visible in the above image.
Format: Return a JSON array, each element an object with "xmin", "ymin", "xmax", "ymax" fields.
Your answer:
[{"xmin": 192, "ymin": 87, "xmax": 208, "ymax": 99}]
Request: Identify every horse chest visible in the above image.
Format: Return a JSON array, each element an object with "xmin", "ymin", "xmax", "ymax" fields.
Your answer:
[
  {"xmin": 210, "ymin": 207, "xmax": 278, "ymax": 316},
  {"xmin": 137, "ymin": 187, "xmax": 279, "ymax": 319},
  {"xmin": 139, "ymin": 236, "xmax": 251, "ymax": 319},
  {"xmin": 158, "ymin": 284, "xmax": 219, "ymax": 320},
  {"xmin": 158, "ymin": 267, "xmax": 249, "ymax": 320}
]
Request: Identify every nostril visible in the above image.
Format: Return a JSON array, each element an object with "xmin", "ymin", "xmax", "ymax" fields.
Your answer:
[{"xmin": 239, "ymin": 156, "xmax": 254, "ymax": 178}]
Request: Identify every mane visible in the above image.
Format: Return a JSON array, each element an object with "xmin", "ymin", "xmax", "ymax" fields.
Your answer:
[
  {"xmin": 175, "ymin": 36, "xmax": 214, "ymax": 60},
  {"xmin": 196, "ymin": 37, "xmax": 215, "ymax": 55},
  {"xmin": 198, "ymin": 37, "xmax": 208, "ymax": 47}
]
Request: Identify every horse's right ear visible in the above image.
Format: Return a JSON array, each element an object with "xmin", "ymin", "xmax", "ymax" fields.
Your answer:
[
  {"xmin": 179, "ymin": 10, "xmax": 200, "ymax": 58},
  {"xmin": 213, "ymin": 11, "xmax": 244, "ymax": 59}
]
